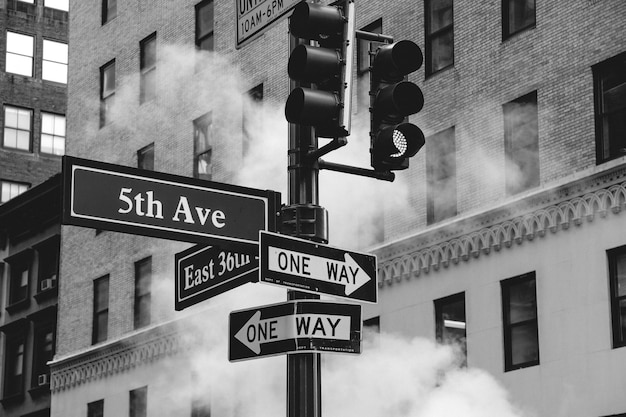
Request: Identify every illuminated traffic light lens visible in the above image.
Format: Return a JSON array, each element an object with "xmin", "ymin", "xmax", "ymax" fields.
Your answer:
[{"xmin": 391, "ymin": 129, "xmax": 408, "ymax": 157}]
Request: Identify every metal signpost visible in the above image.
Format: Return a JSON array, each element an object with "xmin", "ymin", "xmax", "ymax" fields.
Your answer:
[
  {"xmin": 260, "ymin": 231, "xmax": 377, "ymax": 303},
  {"xmin": 174, "ymin": 244, "xmax": 259, "ymax": 311},
  {"xmin": 229, "ymin": 300, "xmax": 361, "ymax": 362}
]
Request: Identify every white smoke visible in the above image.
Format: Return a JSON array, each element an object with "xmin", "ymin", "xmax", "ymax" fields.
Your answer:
[{"xmin": 96, "ymin": 44, "xmax": 530, "ymax": 417}]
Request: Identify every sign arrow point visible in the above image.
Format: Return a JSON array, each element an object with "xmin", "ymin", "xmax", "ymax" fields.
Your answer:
[
  {"xmin": 344, "ymin": 253, "xmax": 372, "ymax": 296},
  {"xmin": 235, "ymin": 310, "xmax": 262, "ymax": 354}
]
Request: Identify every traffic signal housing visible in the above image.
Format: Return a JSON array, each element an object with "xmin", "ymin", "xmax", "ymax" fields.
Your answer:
[
  {"xmin": 370, "ymin": 40, "xmax": 425, "ymax": 171},
  {"xmin": 285, "ymin": 1, "xmax": 351, "ymax": 138}
]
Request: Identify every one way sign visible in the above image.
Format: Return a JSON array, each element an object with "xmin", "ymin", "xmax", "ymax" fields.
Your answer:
[
  {"xmin": 229, "ymin": 300, "xmax": 361, "ymax": 362},
  {"xmin": 259, "ymin": 231, "xmax": 378, "ymax": 303}
]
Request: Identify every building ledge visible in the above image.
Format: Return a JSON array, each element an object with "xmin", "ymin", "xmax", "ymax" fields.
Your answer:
[{"xmin": 373, "ymin": 157, "xmax": 626, "ymax": 285}]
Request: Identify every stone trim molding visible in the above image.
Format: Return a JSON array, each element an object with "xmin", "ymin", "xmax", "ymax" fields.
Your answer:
[
  {"xmin": 49, "ymin": 321, "xmax": 189, "ymax": 393},
  {"xmin": 376, "ymin": 162, "xmax": 626, "ymax": 286}
]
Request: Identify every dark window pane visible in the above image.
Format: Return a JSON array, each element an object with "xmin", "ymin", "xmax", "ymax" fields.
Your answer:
[
  {"xmin": 430, "ymin": 31, "xmax": 454, "ymax": 73},
  {"xmin": 429, "ymin": 0, "xmax": 453, "ymax": 32},
  {"xmin": 510, "ymin": 323, "xmax": 539, "ymax": 365},
  {"xmin": 130, "ymin": 387, "xmax": 148, "ymax": 417},
  {"xmin": 88, "ymin": 400, "xmax": 104, "ymax": 417},
  {"xmin": 427, "ymin": 127, "xmax": 457, "ymax": 224},
  {"xmin": 508, "ymin": 0, "xmax": 535, "ymax": 33}
]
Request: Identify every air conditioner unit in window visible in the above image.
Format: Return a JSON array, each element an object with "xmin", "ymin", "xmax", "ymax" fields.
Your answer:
[
  {"xmin": 41, "ymin": 276, "xmax": 57, "ymax": 291},
  {"xmin": 38, "ymin": 373, "xmax": 49, "ymax": 386}
]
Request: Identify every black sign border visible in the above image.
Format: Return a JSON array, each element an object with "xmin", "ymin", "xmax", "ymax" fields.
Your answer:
[{"xmin": 62, "ymin": 156, "xmax": 281, "ymax": 247}]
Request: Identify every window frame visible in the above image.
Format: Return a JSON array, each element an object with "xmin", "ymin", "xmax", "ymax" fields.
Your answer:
[
  {"xmin": 6, "ymin": 250, "xmax": 32, "ymax": 309},
  {"xmin": 102, "ymin": 0, "xmax": 117, "ymax": 25},
  {"xmin": 40, "ymin": 112, "xmax": 66, "ymax": 156},
  {"xmin": 193, "ymin": 112, "xmax": 213, "ymax": 180},
  {"xmin": 5, "ymin": 31, "xmax": 34, "ymax": 77},
  {"xmin": 3, "ymin": 105, "xmax": 33, "ymax": 152},
  {"xmin": 593, "ymin": 52, "xmax": 626, "ymax": 165},
  {"xmin": 195, "ymin": 0, "xmax": 214, "ymax": 52},
  {"xmin": 134, "ymin": 257, "xmax": 152, "ymax": 330},
  {"xmin": 31, "ymin": 319, "xmax": 56, "ymax": 389},
  {"xmin": 425, "ymin": 0, "xmax": 454, "ymax": 76},
  {"xmin": 100, "ymin": 59, "xmax": 116, "ymax": 128},
  {"xmin": 2, "ymin": 329, "xmax": 27, "ymax": 400},
  {"xmin": 501, "ymin": 271, "xmax": 540, "ymax": 371},
  {"xmin": 140, "ymin": 33, "xmax": 157, "ymax": 104},
  {"xmin": 92, "ymin": 275, "xmax": 110, "ymax": 345},
  {"xmin": 88, "ymin": 399, "xmax": 105, "ymax": 417},
  {"xmin": 1, "ymin": 180, "xmax": 29, "ymax": 204},
  {"xmin": 426, "ymin": 126, "xmax": 457, "ymax": 224},
  {"xmin": 42, "ymin": 38, "xmax": 68, "ymax": 84},
  {"xmin": 502, "ymin": 0, "xmax": 536, "ymax": 40},
  {"xmin": 434, "ymin": 292, "xmax": 466, "ymax": 365},
  {"xmin": 608, "ymin": 245, "xmax": 626, "ymax": 348},
  {"xmin": 137, "ymin": 143, "xmax": 155, "ymax": 170},
  {"xmin": 503, "ymin": 90, "xmax": 540, "ymax": 195},
  {"xmin": 130, "ymin": 386, "xmax": 148, "ymax": 417}
]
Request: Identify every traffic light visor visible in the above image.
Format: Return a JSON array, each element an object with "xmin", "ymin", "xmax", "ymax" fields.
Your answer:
[
  {"xmin": 285, "ymin": 87, "xmax": 340, "ymax": 126},
  {"xmin": 289, "ymin": 2, "xmax": 344, "ymax": 42},
  {"xmin": 374, "ymin": 81, "xmax": 424, "ymax": 117},
  {"xmin": 373, "ymin": 40, "xmax": 423, "ymax": 79},
  {"xmin": 288, "ymin": 45, "xmax": 342, "ymax": 83}
]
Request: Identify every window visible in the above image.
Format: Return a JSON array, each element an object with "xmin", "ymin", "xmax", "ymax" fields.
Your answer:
[
  {"xmin": 6, "ymin": 31, "xmax": 34, "ymax": 77},
  {"xmin": 42, "ymin": 39, "xmax": 68, "ymax": 83},
  {"xmin": 502, "ymin": 0, "xmax": 535, "ymax": 39},
  {"xmin": 243, "ymin": 84, "xmax": 263, "ymax": 157},
  {"xmin": 425, "ymin": 0, "xmax": 453, "ymax": 75},
  {"xmin": 100, "ymin": 60, "xmax": 116, "ymax": 127},
  {"xmin": 130, "ymin": 386, "xmax": 148, "ymax": 417},
  {"xmin": 426, "ymin": 127, "xmax": 457, "ymax": 224},
  {"xmin": 608, "ymin": 245, "xmax": 626, "ymax": 348},
  {"xmin": 195, "ymin": 0, "xmax": 214, "ymax": 51},
  {"xmin": 87, "ymin": 399, "xmax": 104, "ymax": 417},
  {"xmin": 501, "ymin": 272, "xmax": 539, "ymax": 371},
  {"xmin": 140, "ymin": 33, "xmax": 157, "ymax": 103},
  {"xmin": 8, "ymin": 252, "xmax": 31, "ymax": 307},
  {"xmin": 137, "ymin": 143, "xmax": 155, "ymax": 170},
  {"xmin": 3, "ymin": 105, "xmax": 32, "ymax": 151},
  {"xmin": 36, "ymin": 237, "xmax": 60, "ymax": 293},
  {"xmin": 356, "ymin": 19, "xmax": 382, "ymax": 110},
  {"xmin": 194, "ymin": 113, "xmax": 213, "ymax": 180},
  {"xmin": 32, "ymin": 321, "xmax": 55, "ymax": 388},
  {"xmin": 44, "ymin": 0, "xmax": 69, "ymax": 11},
  {"xmin": 503, "ymin": 91, "xmax": 539, "ymax": 195},
  {"xmin": 1, "ymin": 180, "xmax": 29, "ymax": 203},
  {"xmin": 41, "ymin": 112, "xmax": 66, "ymax": 155},
  {"xmin": 92, "ymin": 275, "xmax": 109, "ymax": 344},
  {"xmin": 102, "ymin": 0, "xmax": 116, "ymax": 24},
  {"xmin": 435, "ymin": 292, "xmax": 466, "ymax": 365},
  {"xmin": 134, "ymin": 257, "xmax": 152, "ymax": 329},
  {"xmin": 593, "ymin": 52, "xmax": 626, "ymax": 164},
  {"xmin": 3, "ymin": 331, "xmax": 26, "ymax": 399},
  {"xmin": 190, "ymin": 373, "xmax": 210, "ymax": 417}
]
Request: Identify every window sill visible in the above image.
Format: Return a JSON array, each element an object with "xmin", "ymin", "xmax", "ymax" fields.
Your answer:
[
  {"xmin": 28, "ymin": 384, "xmax": 50, "ymax": 398},
  {"xmin": 34, "ymin": 286, "xmax": 58, "ymax": 303},
  {"xmin": 0, "ymin": 392, "xmax": 24, "ymax": 406},
  {"xmin": 5, "ymin": 297, "xmax": 30, "ymax": 314}
]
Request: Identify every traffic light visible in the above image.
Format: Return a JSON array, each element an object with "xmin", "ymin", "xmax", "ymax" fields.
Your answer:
[
  {"xmin": 285, "ymin": 1, "xmax": 351, "ymax": 138},
  {"xmin": 370, "ymin": 40, "xmax": 425, "ymax": 171}
]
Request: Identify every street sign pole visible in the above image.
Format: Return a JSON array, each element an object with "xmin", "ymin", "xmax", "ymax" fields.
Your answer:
[{"xmin": 287, "ymin": 14, "xmax": 321, "ymax": 417}]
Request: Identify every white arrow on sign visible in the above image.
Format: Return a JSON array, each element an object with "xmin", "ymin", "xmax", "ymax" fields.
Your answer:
[
  {"xmin": 267, "ymin": 246, "xmax": 372, "ymax": 296},
  {"xmin": 234, "ymin": 310, "xmax": 351, "ymax": 354}
]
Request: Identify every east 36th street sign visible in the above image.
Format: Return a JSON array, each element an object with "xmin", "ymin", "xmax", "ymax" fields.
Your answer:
[
  {"xmin": 229, "ymin": 300, "xmax": 361, "ymax": 362},
  {"xmin": 62, "ymin": 156, "xmax": 280, "ymax": 250},
  {"xmin": 175, "ymin": 244, "xmax": 259, "ymax": 311},
  {"xmin": 259, "ymin": 231, "xmax": 378, "ymax": 303}
]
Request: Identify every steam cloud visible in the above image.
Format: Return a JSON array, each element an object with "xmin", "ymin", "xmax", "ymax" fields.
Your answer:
[{"xmin": 100, "ymin": 45, "xmax": 531, "ymax": 417}]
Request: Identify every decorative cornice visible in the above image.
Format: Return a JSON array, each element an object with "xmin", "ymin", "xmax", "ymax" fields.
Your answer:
[
  {"xmin": 375, "ymin": 161, "xmax": 626, "ymax": 286},
  {"xmin": 49, "ymin": 320, "xmax": 191, "ymax": 393}
]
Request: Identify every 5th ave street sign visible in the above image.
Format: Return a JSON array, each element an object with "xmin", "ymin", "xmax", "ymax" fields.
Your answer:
[
  {"xmin": 229, "ymin": 300, "xmax": 361, "ymax": 361},
  {"xmin": 62, "ymin": 156, "xmax": 280, "ymax": 249},
  {"xmin": 175, "ymin": 244, "xmax": 259, "ymax": 311},
  {"xmin": 259, "ymin": 231, "xmax": 378, "ymax": 303}
]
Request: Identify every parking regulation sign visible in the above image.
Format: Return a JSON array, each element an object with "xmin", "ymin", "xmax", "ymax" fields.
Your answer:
[{"xmin": 236, "ymin": 0, "xmax": 300, "ymax": 48}]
